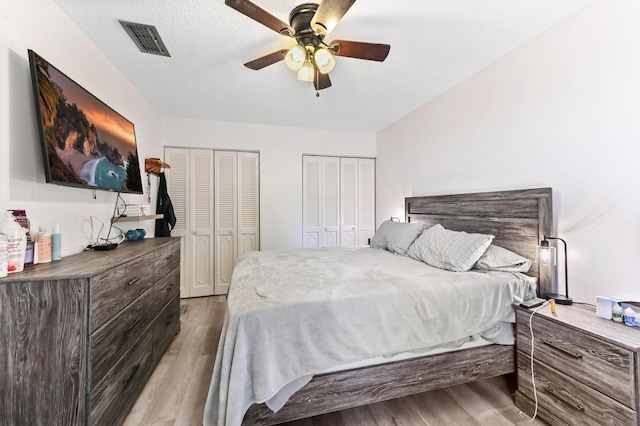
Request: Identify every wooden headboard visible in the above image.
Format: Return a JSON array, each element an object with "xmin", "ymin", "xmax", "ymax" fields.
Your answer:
[{"xmin": 405, "ymin": 187, "xmax": 553, "ymax": 296}]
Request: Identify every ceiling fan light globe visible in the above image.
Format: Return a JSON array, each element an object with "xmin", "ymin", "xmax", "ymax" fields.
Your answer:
[
  {"xmin": 285, "ymin": 45, "xmax": 306, "ymax": 71},
  {"xmin": 297, "ymin": 62, "xmax": 315, "ymax": 82},
  {"xmin": 314, "ymin": 48, "xmax": 336, "ymax": 74}
]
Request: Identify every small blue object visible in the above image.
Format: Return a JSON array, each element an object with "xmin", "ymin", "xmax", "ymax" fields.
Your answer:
[
  {"xmin": 125, "ymin": 230, "xmax": 139, "ymax": 241},
  {"xmin": 125, "ymin": 229, "xmax": 146, "ymax": 241}
]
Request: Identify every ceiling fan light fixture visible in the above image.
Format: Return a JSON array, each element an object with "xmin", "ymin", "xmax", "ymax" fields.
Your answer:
[
  {"xmin": 314, "ymin": 47, "xmax": 336, "ymax": 74},
  {"xmin": 297, "ymin": 61, "xmax": 315, "ymax": 82},
  {"xmin": 285, "ymin": 44, "xmax": 306, "ymax": 70}
]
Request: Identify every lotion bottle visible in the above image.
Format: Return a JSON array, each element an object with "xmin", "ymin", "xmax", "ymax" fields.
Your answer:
[
  {"xmin": 0, "ymin": 212, "xmax": 27, "ymax": 274},
  {"xmin": 52, "ymin": 224, "xmax": 61, "ymax": 261}
]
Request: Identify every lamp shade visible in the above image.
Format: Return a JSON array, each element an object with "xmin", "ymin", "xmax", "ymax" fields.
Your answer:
[
  {"xmin": 314, "ymin": 47, "xmax": 336, "ymax": 74},
  {"xmin": 537, "ymin": 241, "xmax": 556, "ymax": 266},
  {"xmin": 297, "ymin": 61, "xmax": 315, "ymax": 82},
  {"xmin": 285, "ymin": 45, "xmax": 306, "ymax": 71}
]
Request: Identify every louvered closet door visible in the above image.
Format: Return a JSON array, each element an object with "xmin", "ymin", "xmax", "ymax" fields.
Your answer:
[
  {"xmin": 357, "ymin": 158, "xmax": 375, "ymax": 245},
  {"xmin": 164, "ymin": 147, "xmax": 190, "ymax": 297},
  {"xmin": 189, "ymin": 149, "xmax": 215, "ymax": 297},
  {"xmin": 237, "ymin": 152, "xmax": 259, "ymax": 257},
  {"xmin": 321, "ymin": 157, "xmax": 340, "ymax": 247},
  {"xmin": 303, "ymin": 156, "xmax": 321, "ymax": 248},
  {"xmin": 214, "ymin": 151, "xmax": 237, "ymax": 295},
  {"xmin": 340, "ymin": 158, "xmax": 358, "ymax": 247}
]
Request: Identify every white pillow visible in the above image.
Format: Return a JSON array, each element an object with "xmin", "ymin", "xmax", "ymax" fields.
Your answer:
[
  {"xmin": 473, "ymin": 244, "xmax": 532, "ymax": 273},
  {"xmin": 406, "ymin": 224, "xmax": 494, "ymax": 272},
  {"xmin": 370, "ymin": 220, "xmax": 425, "ymax": 255}
]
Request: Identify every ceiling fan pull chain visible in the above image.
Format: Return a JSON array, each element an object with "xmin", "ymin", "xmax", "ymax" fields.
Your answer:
[{"xmin": 315, "ymin": 62, "xmax": 320, "ymax": 97}]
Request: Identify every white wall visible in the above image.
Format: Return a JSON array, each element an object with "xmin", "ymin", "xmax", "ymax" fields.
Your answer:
[
  {"xmin": 377, "ymin": 0, "xmax": 640, "ymax": 304},
  {"xmin": 1, "ymin": 0, "xmax": 164, "ymax": 256},
  {"xmin": 161, "ymin": 118, "xmax": 376, "ymax": 249}
]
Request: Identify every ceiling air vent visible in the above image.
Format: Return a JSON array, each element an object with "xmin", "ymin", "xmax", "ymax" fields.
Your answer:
[{"xmin": 119, "ymin": 20, "xmax": 171, "ymax": 57}]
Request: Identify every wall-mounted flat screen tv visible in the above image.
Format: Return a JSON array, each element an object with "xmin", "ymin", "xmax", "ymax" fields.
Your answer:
[{"xmin": 28, "ymin": 49, "xmax": 143, "ymax": 194}]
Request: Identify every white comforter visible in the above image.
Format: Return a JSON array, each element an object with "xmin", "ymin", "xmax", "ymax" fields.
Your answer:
[{"xmin": 204, "ymin": 247, "xmax": 537, "ymax": 426}]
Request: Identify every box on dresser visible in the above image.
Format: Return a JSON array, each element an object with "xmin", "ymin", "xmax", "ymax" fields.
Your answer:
[
  {"xmin": 0, "ymin": 237, "xmax": 181, "ymax": 426},
  {"xmin": 515, "ymin": 303, "xmax": 640, "ymax": 426}
]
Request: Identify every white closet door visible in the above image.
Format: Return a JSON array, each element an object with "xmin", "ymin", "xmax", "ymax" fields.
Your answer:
[
  {"xmin": 321, "ymin": 157, "xmax": 340, "ymax": 247},
  {"xmin": 237, "ymin": 152, "xmax": 260, "ymax": 256},
  {"xmin": 164, "ymin": 147, "xmax": 190, "ymax": 297},
  {"xmin": 340, "ymin": 158, "xmax": 358, "ymax": 247},
  {"xmin": 357, "ymin": 158, "xmax": 376, "ymax": 245},
  {"xmin": 189, "ymin": 149, "xmax": 215, "ymax": 297},
  {"xmin": 214, "ymin": 151, "xmax": 237, "ymax": 295},
  {"xmin": 302, "ymin": 156, "xmax": 321, "ymax": 248}
]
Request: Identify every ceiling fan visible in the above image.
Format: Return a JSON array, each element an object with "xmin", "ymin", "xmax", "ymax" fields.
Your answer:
[{"xmin": 225, "ymin": 0, "xmax": 391, "ymax": 92}]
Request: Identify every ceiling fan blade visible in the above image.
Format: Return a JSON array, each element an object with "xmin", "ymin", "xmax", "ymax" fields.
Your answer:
[
  {"xmin": 225, "ymin": 0, "xmax": 294, "ymax": 36},
  {"xmin": 314, "ymin": 72, "xmax": 332, "ymax": 91},
  {"xmin": 244, "ymin": 49, "xmax": 288, "ymax": 70},
  {"xmin": 330, "ymin": 40, "xmax": 390, "ymax": 62},
  {"xmin": 310, "ymin": 0, "xmax": 356, "ymax": 35}
]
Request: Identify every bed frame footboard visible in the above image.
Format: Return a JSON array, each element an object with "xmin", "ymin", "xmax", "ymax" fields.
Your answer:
[{"xmin": 243, "ymin": 344, "xmax": 515, "ymax": 425}]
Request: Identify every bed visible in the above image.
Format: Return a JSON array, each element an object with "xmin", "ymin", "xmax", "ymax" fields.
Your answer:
[{"xmin": 204, "ymin": 187, "xmax": 553, "ymax": 426}]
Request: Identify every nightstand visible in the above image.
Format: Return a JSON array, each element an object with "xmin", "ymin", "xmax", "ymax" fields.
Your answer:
[{"xmin": 515, "ymin": 303, "xmax": 640, "ymax": 426}]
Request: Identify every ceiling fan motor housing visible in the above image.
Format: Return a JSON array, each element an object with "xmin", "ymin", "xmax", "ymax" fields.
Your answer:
[{"xmin": 289, "ymin": 3, "xmax": 324, "ymax": 47}]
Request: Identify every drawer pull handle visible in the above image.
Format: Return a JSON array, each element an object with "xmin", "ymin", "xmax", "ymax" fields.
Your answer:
[
  {"xmin": 125, "ymin": 318, "xmax": 141, "ymax": 335},
  {"xmin": 124, "ymin": 277, "xmax": 142, "ymax": 288},
  {"xmin": 542, "ymin": 340, "xmax": 582, "ymax": 359},
  {"xmin": 165, "ymin": 314, "xmax": 175, "ymax": 326},
  {"xmin": 122, "ymin": 364, "xmax": 141, "ymax": 389},
  {"xmin": 546, "ymin": 385, "xmax": 585, "ymax": 412},
  {"xmin": 165, "ymin": 286, "xmax": 172, "ymax": 294}
]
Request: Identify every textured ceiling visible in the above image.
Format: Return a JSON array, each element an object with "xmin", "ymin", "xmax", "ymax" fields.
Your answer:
[{"xmin": 52, "ymin": 0, "xmax": 593, "ymax": 132}]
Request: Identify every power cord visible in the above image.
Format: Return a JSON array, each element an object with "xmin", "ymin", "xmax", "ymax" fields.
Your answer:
[
  {"xmin": 82, "ymin": 216, "xmax": 104, "ymax": 249},
  {"xmin": 519, "ymin": 299, "xmax": 552, "ymax": 422},
  {"xmin": 82, "ymin": 215, "xmax": 125, "ymax": 250}
]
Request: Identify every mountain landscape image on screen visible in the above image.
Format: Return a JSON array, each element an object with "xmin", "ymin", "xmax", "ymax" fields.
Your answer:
[{"xmin": 31, "ymin": 52, "xmax": 142, "ymax": 193}]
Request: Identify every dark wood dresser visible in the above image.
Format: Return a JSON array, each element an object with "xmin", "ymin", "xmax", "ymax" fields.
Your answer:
[
  {"xmin": 0, "ymin": 237, "xmax": 181, "ymax": 425},
  {"xmin": 515, "ymin": 303, "xmax": 640, "ymax": 425}
]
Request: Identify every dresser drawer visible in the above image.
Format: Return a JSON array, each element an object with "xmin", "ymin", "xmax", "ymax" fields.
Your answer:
[
  {"xmin": 516, "ymin": 308, "xmax": 635, "ymax": 408},
  {"xmin": 153, "ymin": 241, "xmax": 180, "ymax": 282},
  {"xmin": 151, "ymin": 295, "xmax": 180, "ymax": 367},
  {"xmin": 90, "ymin": 286, "xmax": 154, "ymax": 389},
  {"xmin": 153, "ymin": 266, "xmax": 180, "ymax": 313},
  {"xmin": 90, "ymin": 253, "xmax": 154, "ymax": 332},
  {"xmin": 517, "ymin": 354, "xmax": 636, "ymax": 425},
  {"xmin": 90, "ymin": 333, "xmax": 154, "ymax": 426}
]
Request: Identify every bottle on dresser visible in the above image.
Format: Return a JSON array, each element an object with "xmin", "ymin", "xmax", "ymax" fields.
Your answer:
[
  {"xmin": 35, "ymin": 226, "xmax": 52, "ymax": 263},
  {"xmin": 52, "ymin": 224, "xmax": 61, "ymax": 261},
  {"xmin": 0, "ymin": 232, "xmax": 8, "ymax": 278}
]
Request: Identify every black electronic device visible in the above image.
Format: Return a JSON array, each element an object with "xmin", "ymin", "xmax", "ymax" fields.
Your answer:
[
  {"xmin": 28, "ymin": 49, "xmax": 143, "ymax": 194},
  {"xmin": 92, "ymin": 243, "xmax": 118, "ymax": 251}
]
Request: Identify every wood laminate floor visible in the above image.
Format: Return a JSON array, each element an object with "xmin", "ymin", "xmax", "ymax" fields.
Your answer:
[{"xmin": 125, "ymin": 296, "xmax": 548, "ymax": 426}]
